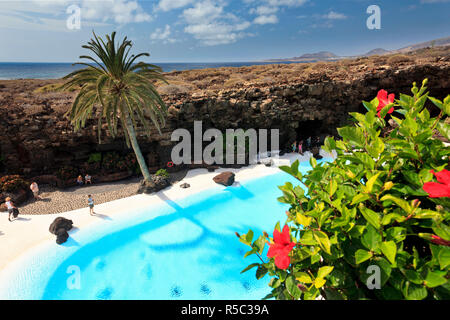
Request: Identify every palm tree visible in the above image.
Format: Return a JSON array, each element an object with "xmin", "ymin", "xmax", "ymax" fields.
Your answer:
[{"xmin": 62, "ymin": 31, "xmax": 168, "ymax": 182}]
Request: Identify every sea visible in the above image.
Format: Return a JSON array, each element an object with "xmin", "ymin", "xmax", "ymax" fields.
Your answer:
[{"xmin": 0, "ymin": 61, "xmax": 300, "ymax": 80}]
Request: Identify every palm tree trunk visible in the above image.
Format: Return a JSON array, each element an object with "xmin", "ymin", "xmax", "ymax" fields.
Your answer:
[{"xmin": 125, "ymin": 116, "xmax": 152, "ymax": 182}]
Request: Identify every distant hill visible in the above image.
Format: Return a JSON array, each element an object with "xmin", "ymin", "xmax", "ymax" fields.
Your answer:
[
  {"xmin": 265, "ymin": 51, "xmax": 339, "ymax": 63},
  {"xmin": 363, "ymin": 48, "xmax": 390, "ymax": 56},
  {"xmin": 266, "ymin": 36, "xmax": 450, "ymax": 62},
  {"xmin": 394, "ymin": 36, "xmax": 450, "ymax": 53}
]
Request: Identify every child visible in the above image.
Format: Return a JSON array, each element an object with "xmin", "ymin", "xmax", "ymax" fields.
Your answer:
[
  {"xmin": 5, "ymin": 197, "xmax": 16, "ymax": 222},
  {"xmin": 30, "ymin": 182, "xmax": 41, "ymax": 200},
  {"xmin": 291, "ymin": 141, "xmax": 297, "ymax": 153},
  {"xmin": 88, "ymin": 195, "xmax": 95, "ymax": 216}
]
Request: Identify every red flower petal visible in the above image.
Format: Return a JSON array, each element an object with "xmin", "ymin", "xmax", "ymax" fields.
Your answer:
[
  {"xmin": 267, "ymin": 243, "xmax": 284, "ymax": 258},
  {"xmin": 432, "ymin": 169, "xmax": 450, "ymax": 186},
  {"xmin": 377, "ymin": 89, "xmax": 389, "ymax": 108},
  {"xmin": 423, "ymin": 182, "xmax": 450, "ymax": 198},
  {"xmin": 274, "ymin": 253, "xmax": 291, "ymax": 270}
]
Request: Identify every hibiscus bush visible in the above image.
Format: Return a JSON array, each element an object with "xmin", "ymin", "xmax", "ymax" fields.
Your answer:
[
  {"xmin": 239, "ymin": 80, "xmax": 450, "ymax": 300},
  {"xmin": 0, "ymin": 175, "xmax": 29, "ymax": 193}
]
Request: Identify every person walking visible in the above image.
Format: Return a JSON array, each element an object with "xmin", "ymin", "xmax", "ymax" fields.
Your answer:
[
  {"xmin": 87, "ymin": 195, "xmax": 95, "ymax": 216},
  {"xmin": 291, "ymin": 141, "xmax": 297, "ymax": 153},
  {"xmin": 306, "ymin": 136, "xmax": 312, "ymax": 151},
  {"xmin": 30, "ymin": 182, "xmax": 41, "ymax": 200},
  {"xmin": 5, "ymin": 197, "xmax": 16, "ymax": 222},
  {"xmin": 298, "ymin": 140, "xmax": 304, "ymax": 155}
]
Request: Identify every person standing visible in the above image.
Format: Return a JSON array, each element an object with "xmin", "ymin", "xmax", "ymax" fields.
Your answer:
[
  {"xmin": 298, "ymin": 140, "xmax": 304, "ymax": 155},
  {"xmin": 87, "ymin": 195, "xmax": 95, "ymax": 216},
  {"xmin": 291, "ymin": 141, "xmax": 297, "ymax": 153},
  {"xmin": 5, "ymin": 197, "xmax": 16, "ymax": 222},
  {"xmin": 306, "ymin": 137, "xmax": 311, "ymax": 151},
  {"xmin": 30, "ymin": 182, "xmax": 41, "ymax": 200}
]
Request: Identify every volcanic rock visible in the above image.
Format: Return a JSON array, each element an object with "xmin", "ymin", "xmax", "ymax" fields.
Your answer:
[{"xmin": 213, "ymin": 172, "xmax": 235, "ymax": 186}]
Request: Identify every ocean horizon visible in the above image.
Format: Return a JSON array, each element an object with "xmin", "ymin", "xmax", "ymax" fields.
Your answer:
[{"xmin": 0, "ymin": 61, "xmax": 303, "ymax": 80}]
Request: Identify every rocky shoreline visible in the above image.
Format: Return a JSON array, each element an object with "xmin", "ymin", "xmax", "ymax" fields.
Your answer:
[{"xmin": 0, "ymin": 46, "xmax": 449, "ymax": 180}]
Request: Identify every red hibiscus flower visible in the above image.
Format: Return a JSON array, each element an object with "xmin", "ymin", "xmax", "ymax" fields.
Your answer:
[
  {"xmin": 376, "ymin": 89, "xmax": 395, "ymax": 118},
  {"xmin": 267, "ymin": 225, "xmax": 295, "ymax": 270},
  {"xmin": 423, "ymin": 169, "xmax": 450, "ymax": 198}
]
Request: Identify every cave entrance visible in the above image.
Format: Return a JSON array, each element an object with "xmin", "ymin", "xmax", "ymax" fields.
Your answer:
[{"xmin": 296, "ymin": 120, "xmax": 324, "ymax": 141}]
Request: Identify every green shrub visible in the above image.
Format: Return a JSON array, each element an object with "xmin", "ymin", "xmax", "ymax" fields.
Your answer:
[
  {"xmin": 155, "ymin": 169, "xmax": 169, "ymax": 178},
  {"xmin": 239, "ymin": 80, "xmax": 450, "ymax": 300},
  {"xmin": 87, "ymin": 152, "xmax": 102, "ymax": 164}
]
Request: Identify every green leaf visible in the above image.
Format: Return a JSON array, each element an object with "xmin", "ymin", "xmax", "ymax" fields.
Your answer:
[
  {"xmin": 437, "ymin": 121, "xmax": 450, "ymax": 140},
  {"xmin": 355, "ymin": 249, "xmax": 373, "ymax": 264},
  {"xmin": 403, "ymin": 269, "xmax": 422, "ymax": 285},
  {"xmin": 337, "ymin": 126, "xmax": 365, "ymax": 147},
  {"xmin": 438, "ymin": 247, "xmax": 450, "ymax": 270},
  {"xmin": 380, "ymin": 241, "xmax": 397, "ymax": 265},
  {"xmin": 286, "ymin": 276, "xmax": 302, "ymax": 300},
  {"xmin": 359, "ymin": 206, "xmax": 381, "ymax": 229},
  {"xmin": 253, "ymin": 235, "xmax": 266, "ymax": 255},
  {"xmin": 295, "ymin": 272, "xmax": 313, "ymax": 284},
  {"xmin": 309, "ymin": 156, "xmax": 317, "ymax": 169},
  {"xmin": 424, "ymin": 270, "xmax": 447, "ymax": 288},
  {"xmin": 361, "ymin": 225, "xmax": 381, "ymax": 251},
  {"xmin": 256, "ymin": 265, "xmax": 268, "ymax": 280},
  {"xmin": 245, "ymin": 230, "xmax": 254, "ymax": 245},
  {"xmin": 403, "ymin": 282, "xmax": 428, "ymax": 300},
  {"xmin": 364, "ymin": 172, "xmax": 382, "ymax": 193},
  {"xmin": 317, "ymin": 266, "xmax": 334, "ymax": 279},
  {"xmin": 314, "ymin": 277, "xmax": 327, "ymax": 289},
  {"xmin": 241, "ymin": 263, "xmax": 259, "ymax": 274},
  {"xmin": 380, "ymin": 195, "xmax": 412, "ymax": 214},
  {"xmin": 429, "ymin": 96, "xmax": 450, "ymax": 115},
  {"xmin": 313, "ymin": 230, "xmax": 332, "ymax": 255},
  {"xmin": 351, "ymin": 193, "xmax": 370, "ymax": 206},
  {"xmin": 386, "ymin": 227, "xmax": 406, "ymax": 243}
]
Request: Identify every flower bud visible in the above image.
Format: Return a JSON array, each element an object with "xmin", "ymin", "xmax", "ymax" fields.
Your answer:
[
  {"xmin": 431, "ymin": 235, "xmax": 450, "ymax": 247},
  {"xmin": 297, "ymin": 284, "xmax": 307, "ymax": 292},
  {"xmin": 263, "ymin": 231, "xmax": 269, "ymax": 239},
  {"xmin": 235, "ymin": 232, "xmax": 241, "ymax": 238},
  {"xmin": 384, "ymin": 181, "xmax": 394, "ymax": 191},
  {"xmin": 436, "ymin": 205, "xmax": 444, "ymax": 212},
  {"xmin": 411, "ymin": 199, "xmax": 421, "ymax": 209}
]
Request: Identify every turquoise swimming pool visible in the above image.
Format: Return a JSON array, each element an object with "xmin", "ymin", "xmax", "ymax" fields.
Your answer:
[{"xmin": 2, "ymin": 160, "xmax": 328, "ymax": 300}]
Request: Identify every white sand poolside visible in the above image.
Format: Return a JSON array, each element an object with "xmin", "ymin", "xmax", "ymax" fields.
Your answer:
[{"xmin": 0, "ymin": 151, "xmax": 334, "ymax": 275}]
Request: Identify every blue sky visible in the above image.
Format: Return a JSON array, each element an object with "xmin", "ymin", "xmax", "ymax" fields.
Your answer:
[{"xmin": 0, "ymin": 0, "xmax": 449, "ymax": 62}]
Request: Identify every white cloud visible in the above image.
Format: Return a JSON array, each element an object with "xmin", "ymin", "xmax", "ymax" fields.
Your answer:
[
  {"xmin": 254, "ymin": 14, "xmax": 278, "ymax": 25},
  {"xmin": 249, "ymin": 0, "xmax": 307, "ymax": 26},
  {"xmin": 182, "ymin": 1, "xmax": 252, "ymax": 46},
  {"xmin": 323, "ymin": 11, "xmax": 347, "ymax": 20},
  {"xmin": 150, "ymin": 25, "xmax": 177, "ymax": 44},
  {"xmin": 0, "ymin": 0, "xmax": 152, "ymax": 30},
  {"xmin": 157, "ymin": 0, "xmax": 193, "ymax": 12},
  {"xmin": 250, "ymin": 6, "xmax": 279, "ymax": 15}
]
